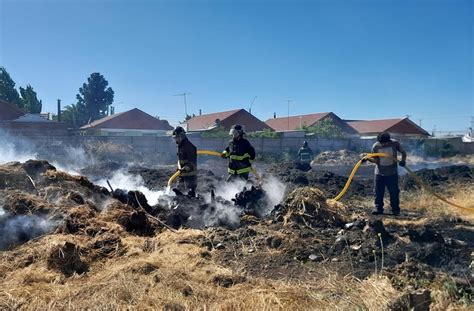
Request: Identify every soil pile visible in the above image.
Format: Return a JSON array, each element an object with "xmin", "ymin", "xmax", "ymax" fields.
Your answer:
[
  {"xmin": 266, "ymin": 161, "xmax": 371, "ymax": 198},
  {"xmin": 312, "ymin": 150, "xmax": 361, "ymax": 166},
  {"xmin": 0, "ymin": 158, "xmax": 472, "ymax": 309},
  {"xmin": 273, "ymin": 187, "xmax": 346, "ymax": 227},
  {"xmin": 402, "ymin": 165, "xmax": 473, "ymax": 191}
]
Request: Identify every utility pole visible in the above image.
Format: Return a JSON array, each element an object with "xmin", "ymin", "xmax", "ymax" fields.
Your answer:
[
  {"xmin": 249, "ymin": 96, "xmax": 257, "ymax": 114},
  {"xmin": 57, "ymin": 99, "xmax": 61, "ymax": 122},
  {"xmin": 287, "ymin": 99, "xmax": 293, "ymax": 130},
  {"xmin": 173, "ymin": 93, "xmax": 190, "ymax": 119}
]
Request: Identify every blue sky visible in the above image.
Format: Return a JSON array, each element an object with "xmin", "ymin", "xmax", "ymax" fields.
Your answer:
[{"xmin": 0, "ymin": 0, "xmax": 472, "ymax": 133}]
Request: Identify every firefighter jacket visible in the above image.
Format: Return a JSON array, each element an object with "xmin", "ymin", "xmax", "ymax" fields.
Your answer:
[
  {"xmin": 298, "ymin": 146, "xmax": 313, "ymax": 163},
  {"xmin": 222, "ymin": 137, "xmax": 256, "ymax": 175},
  {"xmin": 177, "ymin": 138, "xmax": 197, "ymax": 176}
]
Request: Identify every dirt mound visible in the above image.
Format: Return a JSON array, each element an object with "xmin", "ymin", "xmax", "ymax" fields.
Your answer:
[
  {"xmin": 159, "ymin": 185, "xmax": 269, "ymax": 230},
  {"xmin": 0, "ymin": 157, "xmax": 473, "ymax": 309},
  {"xmin": 312, "ymin": 150, "xmax": 361, "ymax": 166},
  {"xmin": 47, "ymin": 241, "xmax": 89, "ymax": 277},
  {"xmin": 127, "ymin": 166, "xmax": 174, "ymax": 190},
  {"xmin": 266, "ymin": 161, "xmax": 371, "ymax": 198},
  {"xmin": 84, "ymin": 141, "xmax": 142, "ymax": 162},
  {"xmin": 0, "ymin": 160, "xmax": 169, "ymax": 250},
  {"xmin": 402, "ymin": 165, "xmax": 473, "ymax": 191},
  {"xmin": 273, "ymin": 187, "xmax": 346, "ymax": 227}
]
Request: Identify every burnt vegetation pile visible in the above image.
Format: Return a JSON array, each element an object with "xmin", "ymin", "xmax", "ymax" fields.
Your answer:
[
  {"xmin": 266, "ymin": 160, "xmax": 371, "ymax": 197},
  {"xmin": 401, "ymin": 165, "xmax": 473, "ymax": 191},
  {"xmin": 0, "ymin": 159, "xmax": 472, "ymax": 309}
]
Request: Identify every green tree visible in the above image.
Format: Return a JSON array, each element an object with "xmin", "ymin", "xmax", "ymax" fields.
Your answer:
[
  {"xmin": 0, "ymin": 67, "xmax": 22, "ymax": 108},
  {"xmin": 201, "ymin": 126, "xmax": 229, "ymax": 138},
  {"xmin": 61, "ymin": 103, "xmax": 86, "ymax": 128},
  {"xmin": 302, "ymin": 118, "xmax": 344, "ymax": 137},
  {"xmin": 247, "ymin": 128, "xmax": 281, "ymax": 138},
  {"xmin": 19, "ymin": 85, "xmax": 42, "ymax": 113},
  {"xmin": 76, "ymin": 72, "xmax": 114, "ymax": 126}
]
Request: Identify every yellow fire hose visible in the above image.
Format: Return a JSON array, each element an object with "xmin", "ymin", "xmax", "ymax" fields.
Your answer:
[
  {"xmin": 166, "ymin": 150, "xmax": 262, "ymax": 188},
  {"xmin": 167, "ymin": 170, "xmax": 182, "ymax": 188},
  {"xmin": 333, "ymin": 153, "xmax": 474, "ymax": 212}
]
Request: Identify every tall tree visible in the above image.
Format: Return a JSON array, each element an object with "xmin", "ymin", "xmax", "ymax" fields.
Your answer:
[
  {"xmin": 61, "ymin": 103, "xmax": 86, "ymax": 128},
  {"xmin": 19, "ymin": 85, "xmax": 42, "ymax": 113},
  {"xmin": 76, "ymin": 72, "xmax": 114, "ymax": 125},
  {"xmin": 0, "ymin": 67, "xmax": 22, "ymax": 108}
]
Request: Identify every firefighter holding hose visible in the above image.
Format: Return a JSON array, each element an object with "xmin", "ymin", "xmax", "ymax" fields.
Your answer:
[
  {"xmin": 172, "ymin": 126, "xmax": 197, "ymax": 197},
  {"xmin": 362, "ymin": 132, "xmax": 407, "ymax": 216},
  {"xmin": 221, "ymin": 124, "xmax": 256, "ymax": 182}
]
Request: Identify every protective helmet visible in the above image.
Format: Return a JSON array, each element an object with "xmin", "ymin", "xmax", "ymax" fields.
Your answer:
[
  {"xmin": 172, "ymin": 126, "xmax": 186, "ymax": 138},
  {"xmin": 377, "ymin": 132, "xmax": 391, "ymax": 143},
  {"xmin": 303, "ymin": 141, "xmax": 308, "ymax": 147},
  {"xmin": 229, "ymin": 124, "xmax": 244, "ymax": 136}
]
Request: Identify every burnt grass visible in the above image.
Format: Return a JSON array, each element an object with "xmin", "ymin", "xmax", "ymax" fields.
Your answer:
[{"xmin": 1, "ymin": 159, "xmax": 474, "ymax": 307}]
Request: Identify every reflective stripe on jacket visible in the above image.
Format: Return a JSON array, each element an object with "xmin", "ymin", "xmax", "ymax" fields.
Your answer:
[
  {"xmin": 298, "ymin": 147, "xmax": 313, "ymax": 162},
  {"xmin": 223, "ymin": 137, "xmax": 255, "ymax": 175}
]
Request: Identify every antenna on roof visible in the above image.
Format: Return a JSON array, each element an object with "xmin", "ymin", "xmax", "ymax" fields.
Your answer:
[
  {"xmin": 173, "ymin": 93, "xmax": 191, "ymax": 118},
  {"xmin": 249, "ymin": 96, "xmax": 257, "ymax": 114}
]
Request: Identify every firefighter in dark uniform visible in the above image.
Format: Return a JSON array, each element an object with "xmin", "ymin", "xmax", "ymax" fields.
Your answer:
[
  {"xmin": 297, "ymin": 141, "xmax": 313, "ymax": 164},
  {"xmin": 221, "ymin": 124, "xmax": 256, "ymax": 181},
  {"xmin": 172, "ymin": 126, "xmax": 197, "ymax": 197}
]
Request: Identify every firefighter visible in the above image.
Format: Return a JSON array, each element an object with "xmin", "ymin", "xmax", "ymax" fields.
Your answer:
[
  {"xmin": 221, "ymin": 124, "xmax": 256, "ymax": 181},
  {"xmin": 172, "ymin": 126, "xmax": 197, "ymax": 197},
  {"xmin": 297, "ymin": 141, "xmax": 313, "ymax": 164}
]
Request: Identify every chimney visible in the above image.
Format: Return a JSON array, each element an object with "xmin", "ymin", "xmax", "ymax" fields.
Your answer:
[
  {"xmin": 273, "ymin": 112, "xmax": 276, "ymax": 119},
  {"xmin": 199, "ymin": 109, "xmax": 202, "ymax": 116},
  {"xmin": 57, "ymin": 99, "xmax": 61, "ymax": 122}
]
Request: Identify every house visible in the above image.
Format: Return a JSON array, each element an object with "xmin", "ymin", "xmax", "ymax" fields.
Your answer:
[
  {"xmin": 185, "ymin": 109, "xmax": 272, "ymax": 132},
  {"xmin": 0, "ymin": 98, "xmax": 25, "ymax": 120},
  {"xmin": 0, "ymin": 99, "xmax": 68, "ymax": 136},
  {"xmin": 345, "ymin": 118, "xmax": 430, "ymax": 138},
  {"xmin": 265, "ymin": 112, "xmax": 356, "ymax": 134},
  {"xmin": 80, "ymin": 108, "xmax": 173, "ymax": 136}
]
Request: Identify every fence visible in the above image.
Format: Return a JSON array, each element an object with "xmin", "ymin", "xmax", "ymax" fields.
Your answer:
[{"xmin": 1, "ymin": 131, "xmax": 473, "ymax": 160}]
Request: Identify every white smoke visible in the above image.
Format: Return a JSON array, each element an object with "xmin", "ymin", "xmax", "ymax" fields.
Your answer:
[
  {"xmin": 194, "ymin": 175, "xmax": 287, "ymax": 228},
  {"xmin": 0, "ymin": 207, "xmax": 59, "ymax": 250},
  {"xmin": 212, "ymin": 178, "xmax": 250, "ymax": 202},
  {"xmin": 96, "ymin": 171, "xmax": 168, "ymax": 206},
  {"xmin": 50, "ymin": 146, "xmax": 95, "ymax": 176},
  {"xmin": 0, "ymin": 133, "xmax": 38, "ymax": 164},
  {"xmin": 261, "ymin": 175, "xmax": 286, "ymax": 214}
]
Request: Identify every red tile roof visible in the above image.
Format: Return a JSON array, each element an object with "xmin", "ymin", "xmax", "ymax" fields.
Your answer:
[
  {"xmin": 346, "ymin": 118, "xmax": 430, "ymax": 136},
  {"xmin": 186, "ymin": 109, "xmax": 241, "ymax": 130},
  {"xmin": 265, "ymin": 112, "xmax": 333, "ymax": 131},
  {"xmin": 186, "ymin": 109, "xmax": 271, "ymax": 132},
  {"xmin": 81, "ymin": 108, "xmax": 173, "ymax": 130},
  {"xmin": 0, "ymin": 99, "xmax": 25, "ymax": 120}
]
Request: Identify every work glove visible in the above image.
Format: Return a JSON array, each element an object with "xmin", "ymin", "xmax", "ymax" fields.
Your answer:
[
  {"xmin": 398, "ymin": 160, "xmax": 406, "ymax": 167},
  {"xmin": 361, "ymin": 158, "xmax": 368, "ymax": 163},
  {"xmin": 221, "ymin": 153, "xmax": 227, "ymax": 159},
  {"xmin": 180, "ymin": 166, "xmax": 190, "ymax": 173}
]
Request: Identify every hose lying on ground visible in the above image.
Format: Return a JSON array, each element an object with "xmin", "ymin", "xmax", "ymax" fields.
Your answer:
[
  {"xmin": 333, "ymin": 153, "xmax": 474, "ymax": 212},
  {"xmin": 166, "ymin": 150, "xmax": 262, "ymax": 187}
]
